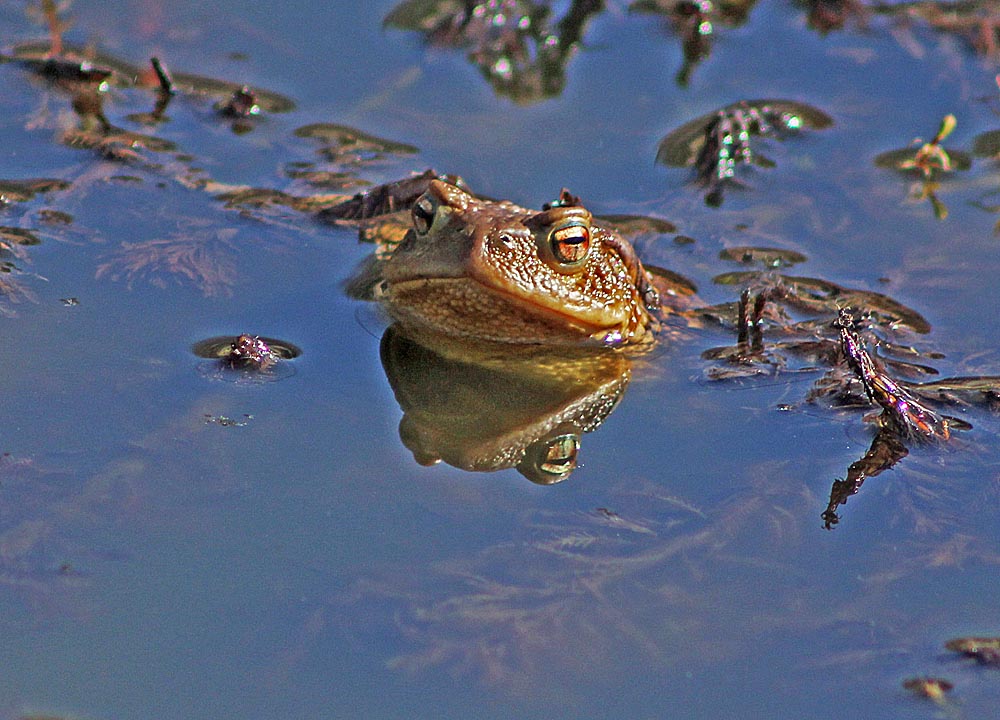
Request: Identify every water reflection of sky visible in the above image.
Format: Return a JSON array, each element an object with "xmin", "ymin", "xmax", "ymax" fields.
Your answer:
[{"xmin": 2, "ymin": 1, "xmax": 1000, "ymax": 718}]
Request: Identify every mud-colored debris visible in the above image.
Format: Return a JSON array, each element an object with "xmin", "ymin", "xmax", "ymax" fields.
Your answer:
[
  {"xmin": 800, "ymin": 0, "xmax": 868, "ymax": 33},
  {"xmin": 214, "ymin": 187, "xmax": 348, "ymax": 213},
  {"xmin": 902, "ymin": 676, "xmax": 953, "ymax": 702},
  {"xmin": 909, "ymin": 376, "xmax": 1000, "ymax": 409},
  {"xmin": 596, "ymin": 214, "xmax": 677, "ymax": 236},
  {"xmin": 0, "ymin": 227, "xmax": 42, "ymax": 249},
  {"xmin": 712, "ymin": 271, "xmax": 931, "ymax": 333},
  {"xmin": 871, "ymin": 1, "xmax": 1000, "ymax": 58},
  {"xmin": 37, "ymin": 209, "xmax": 72, "ymax": 225},
  {"xmin": 294, "ymin": 123, "xmax": 419, "ymax": 165},
  {"xmin": 217, "ymin": 86, "xmax": 260, "ymax": 118},
  {"xmin": 945, "ymin": 636, "xmax": 1000, "ymax": 665},
  {"xmin": 8, "ymin": 40, "xmax": 296, "ymax": 112},
  {"xmin": 719, "ymin": 245, "xmax": 808, "ymax": 268},
  {"xmin": 283, "ymin": 167, "xmax": 371, "ymax": 191},
  {"xmin": 225, "ymin": 334, "xmax": 279, "ymax": 371},
  {"xmin": 0, "ymin": 178, "xmax": 71, "ymax": 204},
  {"xmin": 972, "ymin": 127, "xmax": 1000, "ymax": 159},
  {"xmin": 318, "ymin": 169, "xmax": 446, "ymax": 222},
  {"xmin": 203, "ymin": 414, "xmax": 254, "ymax": 427}
]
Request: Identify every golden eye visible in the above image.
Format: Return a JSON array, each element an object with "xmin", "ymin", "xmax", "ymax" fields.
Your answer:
[
  {"xmin": 411, "ymin": 195, "xmax": 436, "ymax": 235},
  {"xmin": 548, "ymin": 220, "xmax": 591, "ymax": 269}
]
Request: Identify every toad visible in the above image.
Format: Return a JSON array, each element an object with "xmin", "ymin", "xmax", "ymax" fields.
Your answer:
[{"xmin": 365, "ymin": 178, "xmax": 663, "ymax": 347}]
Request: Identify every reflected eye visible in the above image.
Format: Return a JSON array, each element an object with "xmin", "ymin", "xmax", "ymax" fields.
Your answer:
[
  {"xmin": 548, "ymin": 221, "xmax": 591, "ymax": 269},
  {"xmin": 411, "ymin": 195, "xmax": 436, "ymax": 235},
  {"xmin": 518, "ymin": 433, "xmax": 580, "ymax": 485}
]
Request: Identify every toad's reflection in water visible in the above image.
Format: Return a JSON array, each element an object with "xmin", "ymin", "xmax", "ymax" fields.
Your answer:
[{"xmin": 380, "ymin": 324, "xmax": 631, "ymax": 483}]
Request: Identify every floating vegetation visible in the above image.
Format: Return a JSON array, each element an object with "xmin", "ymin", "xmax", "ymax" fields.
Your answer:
[
  {"xmin": 384, "ymin": 0, "xmax": 605, "ymax": 104},
  {"xmin": 972, "ymin": 127, "xmax": 1000, "ymax": 160},
  {"xmin": 836, "ymin": 309, "xmax": 956, "ymax": 441},
  {"xmin": 213, "ymin": 186, "xmax": 349, "ymax": 214},
  {"xmin": 317, "ymin": 168, "xmax": 441, "ymax": 222},
  {"xmin": 870, "ymin": 0, "xmax": 1000, "ymax": 58},
  {"xmin": 630, "ymin": 0, "xmax": 758, "ymax": 85},
  {"xmin": 294, "ymin": 123, "xmax": 419, "ymax": 165},
  {"xmin": 718, "ymin": 245, "xmax": 807, "ymax": 268},
  {"xmin": 0, "ymin": 178, "xmax": 70, "ymax": 204},
  {"xmin": 945, "ymin": 636, "xmax": 1000, "ymax": 665},
  {"xmin": 874, "ymin": 116, "xmax": 971, "ymax": 219},
  {"xmin": 5, "ymin": 40, "xmax": 296, "ymax": 113},
  {"xmin": 874, "ymin": 115, "xmax": 970, "ymax": 178},
  {"xmin": 798, "ymin": 0, "xmax": 868, "ymax": 33},
  {"xmin": 656, "ymin": 99, "xmax": 833, "ymax": 205},
  {"xmin": 902, "ymin": 676, "xmax": 953, "ymax": 702},
  {"xmin": 596, "ymin": 214, "xmax": 677, "ymax": 236},
  {"xmin": 710, "ymin": 271, "xmax": 931, "ymax": 333},
  {"xmin": 0, "ymin": 227, "xmax": 42, "ymax": 252}
]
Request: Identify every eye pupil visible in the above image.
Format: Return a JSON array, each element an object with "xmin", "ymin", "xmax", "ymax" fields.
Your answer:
[
  {"xmin": 412, "ymin": 196, "xmax": 435, "ymax": 235},
  {"xmin": 550, "ymin": 223, "xmax": 590, "ymax": 265}
]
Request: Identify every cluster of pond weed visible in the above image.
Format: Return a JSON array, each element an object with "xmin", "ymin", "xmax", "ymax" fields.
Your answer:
[{"xmin": 383, "ymin": 0, "xmax": 1000, "ymax": 97}]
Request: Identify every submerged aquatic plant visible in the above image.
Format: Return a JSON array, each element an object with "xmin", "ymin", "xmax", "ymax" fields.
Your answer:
[{"xmin": 95, "ymin": 228, "xmax": 239, "ymax": 296}]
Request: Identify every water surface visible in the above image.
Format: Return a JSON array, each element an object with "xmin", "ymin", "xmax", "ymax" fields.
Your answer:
[{"xmin": 2, "ymin": 1, "xmax": 1000, "ymax": 718}]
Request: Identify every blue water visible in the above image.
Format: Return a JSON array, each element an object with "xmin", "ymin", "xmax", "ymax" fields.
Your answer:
[{"xmin": 2, "ymin": 1, "xmax": 1000, "ymax": 718}]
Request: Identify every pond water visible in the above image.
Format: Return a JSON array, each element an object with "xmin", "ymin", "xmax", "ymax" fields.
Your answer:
[{"xmin": 2, "ymin": 0, "xmax": 1000, "ymax": 718}]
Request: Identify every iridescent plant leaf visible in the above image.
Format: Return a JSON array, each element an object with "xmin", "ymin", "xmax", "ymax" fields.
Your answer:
[
  {"xmin": 875, "ymin": 115, "xmax": 969, "ymax": 177},
  {"xmin": 874, "ymin": 148, "xmax": 971, "ymax": 173},
  {"xmin": 656, "ymin": 98, "xmax": 833, "ymax": 168}
]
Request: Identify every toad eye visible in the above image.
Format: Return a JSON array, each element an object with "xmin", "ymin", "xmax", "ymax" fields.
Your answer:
[
  {"xmin": 411, "ymin": 195, "xmax": 436, "ymax": 235},
  {"xmin": 547, "ymin": 220, "xmax": 591, "ymax": 270}
]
